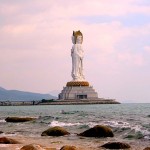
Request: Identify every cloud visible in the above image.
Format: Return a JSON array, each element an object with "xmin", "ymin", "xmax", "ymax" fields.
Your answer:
[
  {"xmin": 117, "ymin": 52, "xmax": 145, "ymax": 66},
  {"xmin": 1, "ymin": 24, "xmax": 36, "ymax": 36},
  {"xmin": 0, "ymin": 2, "xmax": 20, "ymax": 16},
  {"xmin": 0, "ymin": 0, "xmax": 150, "ymax": 102},
  {"xmin": 144, "ymin": 46, "xmax": 150, "ymax": 53}
]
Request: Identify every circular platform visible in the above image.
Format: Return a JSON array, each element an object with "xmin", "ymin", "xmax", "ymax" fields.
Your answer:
[{"xmin": 66, "ymin": 81, "xmax": 89, "ymax": 87}]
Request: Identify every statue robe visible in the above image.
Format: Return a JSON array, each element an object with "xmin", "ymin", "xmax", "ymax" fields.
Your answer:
[{"xmin": 71, "ymin": 44, "xmax": 84, "ymax": 81}]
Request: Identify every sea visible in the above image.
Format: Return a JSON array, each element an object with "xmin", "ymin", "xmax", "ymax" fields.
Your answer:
[{"xmin": 0, "ymin": 103, "xmax": 150, "ymax": 149}]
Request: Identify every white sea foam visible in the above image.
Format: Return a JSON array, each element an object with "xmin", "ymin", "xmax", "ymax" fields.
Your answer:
[
  {"xmin": 49, "ymin": 120, "xmax": 102, "ymax": 128},
  {"xmin": 144, "ymin": 135, "xmax": 150, "ymax": 139},
  {"xmin": 0, "ymin": 119, "xmax": 6, "ymax": 123},
  {"xmin": 49, "ymin": 120, "xmax": 130, "ymax": 128},
  {"xmin": 85, "ymin": 122, "xmax": 97, "ymax": 128},
  {"xmin": 48, "ymin": 120, "xmax": 150, "ymax": 140},
  {"xmin": 131, "ymin": 125, "xmax": 150, "ymax": 139},
  {"xmin": 0, "ymin": 133, "xmax": 17, "ymax": 137},
  {"xmin": 102, "ymin": 120, "xmax": 130, "ymax": 128},
  {"xmin": 49, "ymin": 120, "xmax": 81, "ymax": 127},
  {"xmin": 102, "ymin": 120, "xmax": 150, "ymax": 139}
]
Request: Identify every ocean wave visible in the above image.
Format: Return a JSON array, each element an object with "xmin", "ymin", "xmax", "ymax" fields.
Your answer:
[
  {"xmin": 36, "ymin": 116, "xmax": 61, "ymax": 125},
  {"xmin": 131, "ymin": 125, "xmax": 150, "ymax": 139},
  {"xmin": 49, "ymin": 120, "xmax": 130, "ymax": 128},
  {"xmin": 47, "ymin": 119, "xmax": 150, "ymax": 140},
  {"xmin": 49, "ymin": 120, "xmax": 101, "ymax": 128},
  {"xmin": 0, "ymin": 119, "xmax": 6, "ymax": 123},
  {"xmin": 0, "ymin": 132, "xmax": 17, "ymax": 137},
  {"xmin": 49, "ymin": 120, "xmax": 81, "ymax": 127},
  {"xmin": 102, "ymin": 120, "xmax": 130, "ymax": 128},
  {"xmin": 102, "ymin": 120, "xmax": 150, "ymax": 140}
]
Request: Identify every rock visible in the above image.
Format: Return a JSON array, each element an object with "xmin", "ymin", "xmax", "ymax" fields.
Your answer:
[
  {"xmin": 143, "ymin": 147, "xmax": 150, "ymax": 150},
  {"xmin": 5, "ymin": 117, "xmax": 36, "ymax": 122},
  {"xmin": 60, "ymin": 145, "xmax": 77, "ymax": 150},
  {"xmin": 0, "ymin": 131, "xmax": 3, "ymax": 134},
  {"xmin": 101, "ymin": 142, "xmax": 131, "ymax": 149},
  {"xmin": 20, "ymin": 144, "xmax": 44, "ymax": 150},
  {"xmin": 0, "ymin": 137, "xmax": 20, "ymax": 144},
  {"xmin": 124, "ymin": 131, "xmax": 143, "ymax": 139},
  {"xmin": 78, "ymin": 125, "xmax": 114, "ymax": 137},
  {"xmin": 41, "ymin": 126, "xmax": 70, "ymax": 136},
  {"xmin": 45, "ymin": 148, "xmax": 56, "ymax": 150}
]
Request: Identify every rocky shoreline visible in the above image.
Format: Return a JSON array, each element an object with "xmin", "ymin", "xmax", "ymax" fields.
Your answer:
[
  {"xmin": 0, "ymin": 117, "xmax": 149, "ymax": 150},
  {"xmin": 0, "ymin": 136, "xmax": 134, "ymax": 150},
  {"xmin": 1, "ymin": 104, "xmax": 149, "ymax": 150},
  {"xmin": 0, "ymin": 135, "xmax": 149, "ymax": 150},
  {"xmin": 0, "ymin": 129, "xmax": 149, "ymax": 150}
]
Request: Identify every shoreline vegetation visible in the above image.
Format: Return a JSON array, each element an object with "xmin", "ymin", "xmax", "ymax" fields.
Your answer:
[{"xmin": 0, "ymin": 99, "xmax": 120, "ymax": 106}]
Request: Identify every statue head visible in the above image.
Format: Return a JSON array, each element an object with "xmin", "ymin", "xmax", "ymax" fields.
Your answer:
[{"xmin": 72, "ymin": 30, "xmax": 83, "ymax": 44}]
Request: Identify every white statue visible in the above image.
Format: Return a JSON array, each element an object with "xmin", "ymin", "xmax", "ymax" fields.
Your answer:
[{"xmin": 71, "ymin": 31, "xmax": 85, "ymax": 81}]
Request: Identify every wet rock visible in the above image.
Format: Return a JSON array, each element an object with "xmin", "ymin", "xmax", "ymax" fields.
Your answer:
[
  {"xmin": 143, "ymin": 147, "xmax": 150, "ymax": 150},
  {"xmin": 60, "ymin": 145, "xmax": 77, "ymax": 150},
  {"xmin": 124, "ymin": 131, "xmax": 144, "ymax": 139},
  {"xmin": 20, "ymin": 144, "xmax": 44, "ymax": 150},
  {"xmin": 5, "ymin": 117, "xmax": 36, "ymax": 122},
  {"xmin": 0, "ymin": 137, "xmax": 20, "ymax": 144},
  {"xmin": 41, "ymin": 126, "xmax": 70, "ymax": 136},
  {"xmin": 78, "ymin": 125, "xmax": 114, "ymax": 137},
  {"xmin": 101, "ymin": 142, "xmax": 131, "ymax": 149}
]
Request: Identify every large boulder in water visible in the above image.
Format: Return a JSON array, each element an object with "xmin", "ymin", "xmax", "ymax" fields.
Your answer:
[
  {"xmin": 101, "ymin": 142, "xmax": 131, "ymax": 149},
  {"xmin": 0, "ymin": 137, "xmax": 20, "ymax": 144},
  {"xmin": 41, "ymin": 126, "xmax": 70, "ymax": 136},
  {"xmin": 5, "ymin": 117, "xmax": 36, "ymax": 122},
  {"xmin": 78, "ymin": 125, "xmax": 114, "ymax": 137},
  {"xmin": 60, "ymin": 145, "xmax": 77, "ymax": 150},
  {"xmin": 20, "ymin": 144, "xmax": 45, "ymax": 150},
  {"xmin": 143, "ymin": 147, "xmax": 150, "ymax": 150}
]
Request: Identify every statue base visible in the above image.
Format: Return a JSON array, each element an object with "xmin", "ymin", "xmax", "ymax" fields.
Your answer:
[
  {"xmin": 59, "ymin": 81, "xmax": 98, "ymax": 100},
  {"xmin": 58, "ymin": 81, "xmax": 120, "ymax": 104},
  {"xmin": 66, "ymin": 81, "xmax": 89, "ymax": 87}
]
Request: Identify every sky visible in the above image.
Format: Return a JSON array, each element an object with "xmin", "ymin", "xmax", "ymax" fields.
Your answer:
[{"xmin": 0, "ymin": 0, "xmax": 150, "ymax": 103}]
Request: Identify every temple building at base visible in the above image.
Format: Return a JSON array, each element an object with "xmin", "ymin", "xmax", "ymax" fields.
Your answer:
[{"xmin": 59, "ymin": 82, "xmax": 99, "ymax": 100}]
